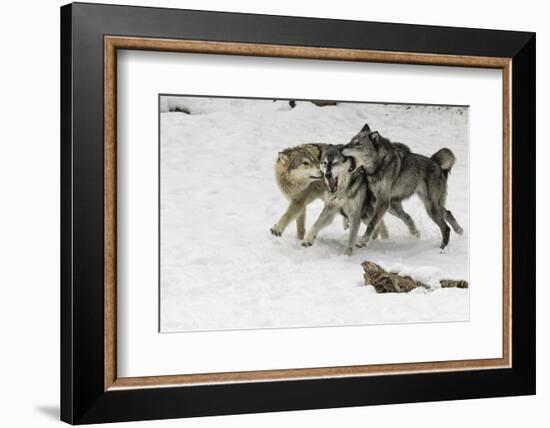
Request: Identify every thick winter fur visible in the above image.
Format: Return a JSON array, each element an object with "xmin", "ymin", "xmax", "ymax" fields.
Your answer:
[
  {"xmin": 271, "ymin": 144, "xmax": 327, "ymax": 239},
  {"xmin": 301, "ymin": 145, "xmax": 387, "ymax": 255},
  {"xmin": 430, "ymin": 148, "xmax": 456, "ymax": 176},
  {"xmin": 342, "ymin": 124, "xmax": 463, "ymax": 250}
]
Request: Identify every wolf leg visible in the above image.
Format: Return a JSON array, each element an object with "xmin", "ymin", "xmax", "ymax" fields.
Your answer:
[
  {"xmin": 296, "ymin": 209, "xmax": 306, "ymax": 240},
  {"xmin": 271, "ymin": 201, "xmax": 304, "ymax": 237},
  {"xmin": 345, "ymin": 215, "xmax": 362, "ymax": 255},
  {"xmin": 388, "ymin": 200, "xmax": 420, "ymax": 238},
  {"xmin": 444, "ymin": 209, "xmax": 463, "ymax": 235},
  {"xmin": 377, "ymin": 219, "xmax": 389, "ymax": 239},
  {"xmin": 356, "ymin": 198, "xmax": 390, "ymax": 248},
  {"xmin": 361, "ymin": 218, "xmax": 387, "ymax": 240},
  {"xmin": 302, "ymin": 206, "xmax": 337, "ymax": 247},
  {"xmin": 342, "ymin": 215, "xmax": 350, "ymax": 231},
  {"xmin": 425, "ymin": 202, "xmax": 451, "ymax": 250}
]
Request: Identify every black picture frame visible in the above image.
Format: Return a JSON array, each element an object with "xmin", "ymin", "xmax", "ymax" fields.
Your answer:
[{"xmin": 61, "ymin": 2, "xmax": 535, "ymax": 424}]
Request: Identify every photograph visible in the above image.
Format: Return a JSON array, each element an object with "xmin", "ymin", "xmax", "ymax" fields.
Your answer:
[{"xmin": 159, "ymin": 95, "xmax": 470, "ymax": 332}]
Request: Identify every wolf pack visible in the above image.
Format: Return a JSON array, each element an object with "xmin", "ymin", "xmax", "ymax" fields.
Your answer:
[{"xmin": 271, "ymin": 123, "xmax": 463, "ymax": 255}]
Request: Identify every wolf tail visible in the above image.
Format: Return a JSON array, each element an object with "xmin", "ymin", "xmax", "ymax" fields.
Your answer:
[{"xmin": 431, "ymin": 148, "xmax": 456, "ymax": 176}]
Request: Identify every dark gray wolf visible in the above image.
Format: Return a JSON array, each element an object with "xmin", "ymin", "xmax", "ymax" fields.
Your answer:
[
  {"xmin": 301, "ymin": 145, "xmax": 386, "ymax": 255},
  {"xmin": 342, "ymin": 124, "xmax": 463, "ymax": 250}
]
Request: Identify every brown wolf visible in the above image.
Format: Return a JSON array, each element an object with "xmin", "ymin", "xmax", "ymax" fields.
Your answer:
[{"xmin": 271, "ymin": 144, "xmax": 327, "ymax": 239}]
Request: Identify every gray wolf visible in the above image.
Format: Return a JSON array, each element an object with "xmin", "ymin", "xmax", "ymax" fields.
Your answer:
[
  {"xmin": 301, "ymin": 145, "xmax": 385, "ymax": 255},
  {"xmin": 341, "ymin": 123, "xmax": 419, "ymax": 240},
  {"xmin": 271, "ymin": 144, "xmax": 327, "ymax": 239},
  {"xmin": 342, "ymin": 124, "xmax": 463, "ymax": 250}
]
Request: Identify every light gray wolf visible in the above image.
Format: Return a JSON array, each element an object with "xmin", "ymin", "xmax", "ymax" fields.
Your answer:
[
  {"xmin": 342, "ymin": 124, "xmax": 463, "ymax": 250},
  {"xmin": 301, "ymin": 145, "xmax": 385, "ymax": 255},
  {"xmin": 271, "ymin": 144, "xmax": 327, "ymax": 239}
]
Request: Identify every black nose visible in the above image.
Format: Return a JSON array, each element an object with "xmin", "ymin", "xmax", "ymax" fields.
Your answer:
[{"xmin": 325, "ymin": 171, "xmax": 332, "ymax": 179}]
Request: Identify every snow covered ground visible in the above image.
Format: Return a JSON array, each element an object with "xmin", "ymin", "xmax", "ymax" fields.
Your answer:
[{"xmin": 159, "ymin": 96, "xmax": 469, "ymax": 332}]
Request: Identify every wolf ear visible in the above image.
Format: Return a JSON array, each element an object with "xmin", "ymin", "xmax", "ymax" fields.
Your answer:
[
  {"xmin": 361, "ymin": 123, "xmax": 371, "ymax": 132},
  {"xmin": 370, "ymin": 131, "xmax": 380, "ymax": 141},
  {"xmin": 278, "ymin": 152, "xmax": 290, "ymax": 164}
]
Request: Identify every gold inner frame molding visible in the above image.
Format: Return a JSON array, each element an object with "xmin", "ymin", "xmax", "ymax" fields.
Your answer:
[{"xmin": 104, "ymin": 35, "xmax": 512, "ymax": 391}]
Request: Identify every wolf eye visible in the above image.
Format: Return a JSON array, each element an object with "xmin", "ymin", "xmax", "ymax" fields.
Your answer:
[
  {"xmin": 332, "ymin": 161, "xmax": 339, "ymax": 166},
  {"xmin": 302, "ymin": 161, "xmax": 310, "ymax": 166}
]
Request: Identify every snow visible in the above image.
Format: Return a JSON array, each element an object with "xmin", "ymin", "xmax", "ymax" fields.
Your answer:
[{"xmin": 160, "ymin": 97, "xmax": 469, "ymax": 332}]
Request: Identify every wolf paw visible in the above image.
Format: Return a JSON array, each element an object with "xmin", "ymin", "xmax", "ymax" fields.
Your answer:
[
  {"xmin": 455, "ymin": 226, "xmax": 464, "ymax": 235},
  {"xmin": 270, "ymin": 225, "xmax": 282, "ymax": 237},
  {"xmin": 301, "ymin": 234, "xmax": 315, "ymax": 247},
  {"xmin": 355, "ymin": 239, "xmax": 369, "ymax": 248},
  {"xmin": 413, "ymin": 230, "xmax": 421, "ymax": 238},
  {"xmin": 344, "ymin": 247, "xmax": 354, "ymax": 256}
]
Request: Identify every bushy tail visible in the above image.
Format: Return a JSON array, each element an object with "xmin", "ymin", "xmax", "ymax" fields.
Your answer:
[{"xmin": 431, "ymin": 148, "xmax": 456, "ymax": 176}]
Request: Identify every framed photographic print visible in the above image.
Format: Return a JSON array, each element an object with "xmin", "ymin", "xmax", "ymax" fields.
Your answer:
[{"xmin": 60, "ymin": 2, "xmax": 536, "ymax": 424}]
